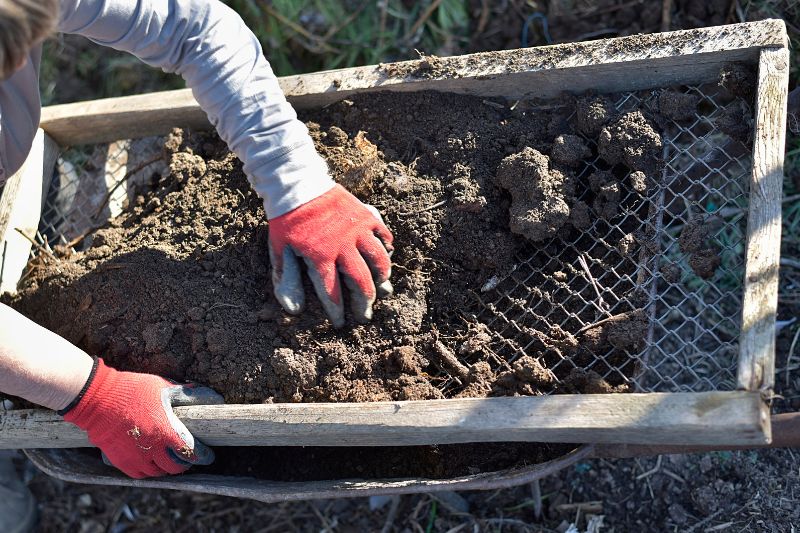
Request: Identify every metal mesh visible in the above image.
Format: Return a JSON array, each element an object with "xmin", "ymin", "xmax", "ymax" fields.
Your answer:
[
  {"xmin": 28, "ymin": 84, "xmax": 753, "ymax": 394},
  {"xmin": 463, "ymin": 84, "xmax": 751, "ymax": 394}
]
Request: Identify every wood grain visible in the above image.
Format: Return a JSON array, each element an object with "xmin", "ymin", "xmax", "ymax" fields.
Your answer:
[
  {"xmin": 1, "ymin": 392, "xmax": 769, "ymax": 449},
  {"xmin": 737, "ymin": 47, "xmax": 790, "ymax": 391},
  {"xmin": 40, "ymin": 20, "xmax": 787, "ymax": 146},
  {"xmin": 0, "ymin": 130, "xmax": 60, "ymax": 294}
]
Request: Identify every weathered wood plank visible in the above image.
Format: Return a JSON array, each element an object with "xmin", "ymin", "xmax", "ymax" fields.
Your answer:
[
  {"xmin": 737, "ymin": 47, "xmax": 790, "ymax": 391},
  {"xmin": 40, "ymin": 20, "xmax": 787, "ymax": 146},
  {"xmin": 0, "ymin": 130, "xmax": 60, "ymax": 294},
  {"xmin": 1, "ymin": 392, "xmax": 769, "ymax": 449}
]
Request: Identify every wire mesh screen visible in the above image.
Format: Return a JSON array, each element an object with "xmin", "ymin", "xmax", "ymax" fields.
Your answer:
[
  {"xmin": 466, "ymin": 84, "xmax": 752, "ymax": 394},
  {"xmin": 28, "ymin": 83, "xmax": 752, "ymax": 395}
]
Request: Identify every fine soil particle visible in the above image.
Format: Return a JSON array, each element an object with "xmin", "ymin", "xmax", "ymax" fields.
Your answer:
[
  {"xmin": 656, "ymin": 90, "xmax": 700, "ymax": 122},
  {"xmin": 495, "ymin": 147, "xmax": 575, "ymax": 241},
  {"xmin": 598, "ymin": 110, "xmax": 663, "ymax": 175},
  {"xmin": 588, "ymin": 170, "xmax": 622, "ymax": 220}
]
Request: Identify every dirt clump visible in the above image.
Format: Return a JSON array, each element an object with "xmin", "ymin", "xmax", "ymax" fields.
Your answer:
[
  {"xmin": 309, "ymin": 126, "xmax": 385, "ymax": 198},
  {"xmin": 495, "ymin": 147, "xmax": 575, "ymax": 242},
  {"xmin": 618, "ymin": 233, "xmax": 637, "ymax": 256},
  {"xmin": 678, "ymin": 216, "xmax": 709, "ymax": 253},
  {"xmin": 689, "ymin": 249, "xmax": 722, "ymax": 279},
  {"xmin": 719, "ymin": 63, "xmax": 756, "ymax": 104},
  {"xmin": 560, "ymin": 368, "xmax": 629, "ymax": 394},
  {"xmin": 628, "ymin": 170, "xmax": 650, "ymax": 195},
  {"xmin": 574, "ymin": 95, "xmax": 614, "ymax": 135},
  {"xmin": 598, "ymin": 110, "xmax": 663, "ymax": 175},
  {"xmin": 679, "ymin": 216, "xmax": 722, "ymax": 279},
  {"xmin": 588, "ymin": 170, "xmax": 621, "ymax": 220},
  {"xmin": 660, "ymin": 262, "xmax": 681, "ymax": 283},
  {"xmin": 448, "ymin": 163, "xmax": 487, "ymax": 212},
  {"xmin": 715, "ymin": 101, "xmax": 752, "ymax": 143},
  {"xmin": 550, "ymin": 134, "xmax": 591, "ymax": 167},
  {"xmin": 569, "ymin": 200, "xmax": 592, "ymax": 230},
  {"xmin": 657, "ymin": 90, "xmax": 700, "ymax": 122}
]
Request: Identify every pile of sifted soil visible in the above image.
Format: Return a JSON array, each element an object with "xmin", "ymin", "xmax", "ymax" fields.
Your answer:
[{"xmin": 6, "ymin": 86, "xmax": 701, "ymax": 480}]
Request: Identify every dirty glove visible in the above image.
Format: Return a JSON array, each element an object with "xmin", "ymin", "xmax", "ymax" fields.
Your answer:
[
  {"xmin": 60, "ymin": 358, "xmax": 224, "ymax": 479},
  {"xmin": 268, "ymin": 184, "xmax": 394, "ymax": 327}
]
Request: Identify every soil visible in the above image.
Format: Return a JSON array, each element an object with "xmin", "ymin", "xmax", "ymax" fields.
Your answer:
[
  {"xmin": 679, "ymin": 216, "xmax": 723, "ymax": 279},
  {"xmin": 23, "ymin": 1, "xmax": 800, "ymax": 530},
  {"xmin": 5, "ymin": 86, "xmax": 679, "ymax": 481},
  {"xmin": 657, "ymin": 90, "xmax": 700, "ymax": 122}
]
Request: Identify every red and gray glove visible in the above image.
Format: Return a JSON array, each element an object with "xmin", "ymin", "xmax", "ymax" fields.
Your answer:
[
  {"xmin": 268, "ymin": 184, "xmax": 394, "ymax": 327},
  {"xmin": 60, "ymin": 358, "xmax": 223, "ymax": 479}
]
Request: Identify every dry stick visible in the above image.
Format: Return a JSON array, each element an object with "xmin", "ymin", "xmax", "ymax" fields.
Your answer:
[
  {"xmin": 257, "ymin": 1, "xmax": 339, "ymax": 54},
  {"xmin": 380, "ymin": 496, "xmax": 402, "ymax": 533},
  {"xmin": 785, "ymin": 326, "xmax": 800, "ymax": 388},
  {"xmin": 405, "ymin": 0, "xmax": 444, "ymax": 42},
  {"xmin": 322, "ymin": 0, "xmax": 370, "ymax": 40},
  {"xmin": 578, "ymin": 254, "xmax": 609, "ymax": 314},
  {"xmin": 397, "ymin": 200, "xmax": 446, "ymax": 216},
  {"xmin": 13, "ymin": 228, "xmax": 57, "ymax": 262},
  {"xmin": 432, "ymin": 341, "xmax": 470, "ymax": 382},
  {"xmin": 475, "ymin": 0, "xmax": 491, "ymax": 35},
  {"xmin": 377, "ymin": 0, "xmax": 389, "ymax": 53},
  {"xmin": 660, "ymin": 0, "xmax": 673, "ymax": 32}
]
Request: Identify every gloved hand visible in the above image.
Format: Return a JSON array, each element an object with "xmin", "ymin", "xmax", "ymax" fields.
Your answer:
[
  {"xmin": 61, "ymin": 358, "xmax": 224, "ymax": 479},
  {"xmin": 268, "ymin": 184, "xmax": 394, "ymax": 327}
]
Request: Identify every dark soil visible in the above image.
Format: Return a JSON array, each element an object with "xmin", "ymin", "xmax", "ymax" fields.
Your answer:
[
  {"xmin": 679, "ymin": 216, "xmax": 723, "ymax": 279},
  {"xmin": 5, "ymin": 87, "xmax": 674, "ymax": 480}
]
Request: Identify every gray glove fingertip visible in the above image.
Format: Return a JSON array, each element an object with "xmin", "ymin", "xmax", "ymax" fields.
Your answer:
[
  {"xmin": 170, "ymin": 439, "xmax": 215, "ymax": 466},
  {"xmin": 101, "ymin": 451, "xmax": 114, "ymax": 468},
  {"xmin": 272, "ymin": 246, "xmax": 305, "ymax": 315},
  {"xmin": 303, "ymin": 258, "xmax": 345, "ymax": 328},
  {"xmin": 170, "ymin": 385, "xmax": 225, "ymax": 407},
  {"xmin": 341, "ymin": 272, "xmax": 376, "ymax": 324},
  {"xmin": 376, "ymin": 279, "xmax": 394, "ymax": 298}
]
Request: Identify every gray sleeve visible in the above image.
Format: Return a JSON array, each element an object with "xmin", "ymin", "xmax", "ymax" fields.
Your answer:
[{"xmin": 57, "ymin": 0, "xmax": 334, "ymax": 218}]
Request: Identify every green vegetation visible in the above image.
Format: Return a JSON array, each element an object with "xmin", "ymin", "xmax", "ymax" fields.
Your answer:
[{"xmin": 224, "ymin": 0, "xmax": 472, "ymax": 76}]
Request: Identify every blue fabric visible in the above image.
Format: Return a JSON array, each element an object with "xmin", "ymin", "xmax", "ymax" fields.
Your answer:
[{"xmin": 0, "ymin": 0, "xmax": 334, "ymax": 217}]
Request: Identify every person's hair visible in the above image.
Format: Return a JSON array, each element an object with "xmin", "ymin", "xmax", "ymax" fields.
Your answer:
[{"xmin": 0, "ymin": 0, "xmax": 59, "ymax": 79}]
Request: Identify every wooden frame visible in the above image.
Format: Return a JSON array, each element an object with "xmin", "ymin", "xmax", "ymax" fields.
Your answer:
[{"xmin": 0, "ymin": 22, "xmax": 789, "ymax": 497}]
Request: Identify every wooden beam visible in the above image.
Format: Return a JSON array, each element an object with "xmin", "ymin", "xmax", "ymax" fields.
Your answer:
[
  {"xmin": 737, "ymin": 46, "xmax": 790, "ymax": 392},
  {"xmin": 0, "ymin": 130, "xmax": 60, "ymax": 294},
  {"xmin": 40, "ymin": 20, "xmax": 787, "ymax": 146},
  {"xmin": 0, "ymin": 392, "xmax": 769, "ymax": 450}
]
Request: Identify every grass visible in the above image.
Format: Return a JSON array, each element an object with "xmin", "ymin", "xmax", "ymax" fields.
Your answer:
[{"xmin": 224, "ymin": 0, "xmax": 472, "ymax": 76}]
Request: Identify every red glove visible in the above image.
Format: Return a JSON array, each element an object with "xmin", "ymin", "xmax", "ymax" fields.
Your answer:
[
  {"xmin": 269, "ymin": 184, "xmax": 394, "ymax": 327},
  {"xmin": 61, "ymin": 359, "xmax": 223, "ymax": 479}
]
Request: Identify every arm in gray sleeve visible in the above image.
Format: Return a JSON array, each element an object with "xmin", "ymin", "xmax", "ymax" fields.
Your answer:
[{"xmin": 57, "ymin": 0, "xmax": 334, "ymax": 218}]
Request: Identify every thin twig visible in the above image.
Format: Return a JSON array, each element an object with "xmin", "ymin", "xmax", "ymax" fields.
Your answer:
[
  {"xmin": 578, "ymin": 254, "xmax": 609, "ymax": 313},
  {"xmin": 660, "ymin": 0, "xmax": 673, "ymax": 32},
  {"xmin": 635, "ymin": 454, "xmax": 663, "ymax": 480},
  {"xmin": 397, "ymin": 200, "xmax": 447, "ymax": 216},
  {"xmin": 785, "ymin": 326, "xmax": 800, "ymax": 388},
  {"xmin": 432, "ymin": 340, "xmax": 470, "ymax": 382},
  {"xmin": 258, "ymin": 1, "xmax": 339, "ymax": 54},
  {"xmin": 405, "ymin": 0, "xmax": 445, "ymax": 41},
  {"xmin": 380, "ymin": 496, "xmax": 402, "ymax": 533},
  {"xmin": 14, "ymin": 228, "xmax": 57, "ymax": 261}
]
